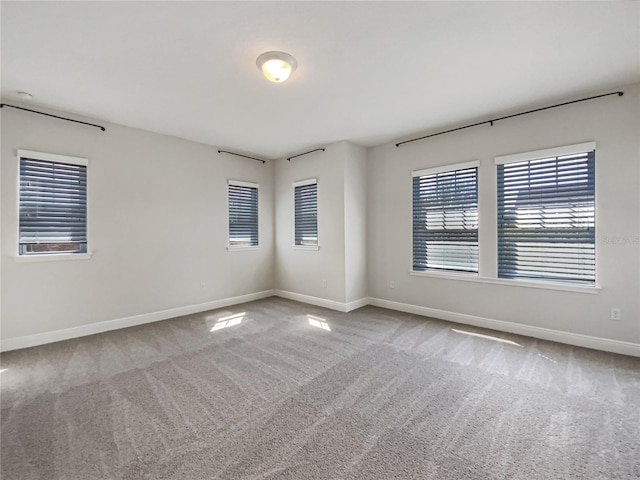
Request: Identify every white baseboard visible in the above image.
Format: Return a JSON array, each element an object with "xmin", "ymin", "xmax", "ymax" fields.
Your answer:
[
  {"xmin": 272, "ymin": 290, "xmax": 368, "ymax": 313},
  {"xmin": 0, "ymin": 290, "xmax": 275, "ymax": 352},
  {"xmin": 3, "ymin": 290, "xmax": 637, "ymax": 357},
  {"xmin": 346, "ymin": 297, "xmax": 369, "ymax": 312},
  {"xmin": 368, "ymin": 297, "xmax": 640, "ymax": 357}
]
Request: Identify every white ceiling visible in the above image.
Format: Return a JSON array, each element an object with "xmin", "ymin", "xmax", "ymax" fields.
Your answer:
[{"xmin": 2, "ymin": 1, "xmax": 639, "ymax": 159}]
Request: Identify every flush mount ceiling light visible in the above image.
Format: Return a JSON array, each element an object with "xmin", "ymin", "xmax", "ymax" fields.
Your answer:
[
  {"xmin": 16, "ymin": 90, "xmax": 33, "ymax": 100},
  {"xmin": 256, "ymin": 51, "xmax": 297, "ymax": 83}
]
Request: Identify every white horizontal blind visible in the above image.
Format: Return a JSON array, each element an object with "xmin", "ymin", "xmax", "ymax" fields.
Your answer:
[
  {"xmin": 497, "ymin": 150, "xmax": 595, "ymax": 285},
  {"xmin": 294, "ymin": 180, "xmax": 318, "ymax": 246},
  {"xmin": 413, "ymin": 165, "xmax": 478, "ymax": 273},
  {"xmin": 228, "ymin": 181, "xmax": 258, "ymax": 247},
  {"xmin": 19, "ymin": 156, "xmax": 88, "ymax": 255}
]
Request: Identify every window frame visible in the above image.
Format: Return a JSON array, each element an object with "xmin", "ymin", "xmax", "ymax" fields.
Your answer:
[
  {"xmin": 293, "ymin": 178, "xmax": 319, "ymax": 250},
  {"xmin": 15, "ymin": 149, "xmax": 91, "ymax": 262},
  {"xmin": 495, "ymin": 142, "xmax": 597, "ymax": 287},
  {"xmin": 227, "ymin": 179, "xmax": 259, "ymax": 250},
  {"xmin": 411, "ymin": 160, "xmax": 480, "ymax": 275}
]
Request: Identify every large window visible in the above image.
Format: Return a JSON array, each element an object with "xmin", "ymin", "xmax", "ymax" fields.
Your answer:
[
  {"xmin": 293, "ymin": 178, "xmax": 318, "ymax": 247},
  {"xmin": 18, "ymin": 150, "xmax": 88, "ymax": 256},
  {"xmin": 228, "ymin": 180, "xmax": 259, "ymax": 247},
  {"xmin": 496, "ymin": 143, "xmax": 595, "ymax": 285},
  {"xmin": 412, "ymin": 162, "xmax": 479, "ymax": 273}
]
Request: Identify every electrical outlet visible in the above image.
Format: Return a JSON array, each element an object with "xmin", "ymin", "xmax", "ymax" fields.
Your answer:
[
  {"xmin": 610, "ymin": 307, "xmax": 621, "ymax": 321},
  {"xmin": 390, "ymin": 280, "xmax": 395, "ymax": 289},
  {"xmin": 321, "ymin": 279, "xmax": 327, "ymax": 288}
]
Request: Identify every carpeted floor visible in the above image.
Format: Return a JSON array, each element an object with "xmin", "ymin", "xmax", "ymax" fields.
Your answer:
[{"xmin": 1, "ymin": 297, "xmax": 639, "ymax": 479}]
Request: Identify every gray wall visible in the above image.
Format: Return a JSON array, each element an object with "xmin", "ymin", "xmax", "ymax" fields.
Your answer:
[
  {"xmin": 274, "ymin": 140, "xmax": 368, "ymax": 304},
  {"xmin": 344, "ymin": 142, "xmax": 368, "ymax": 304},
  {"xmin": 1, "ymin": 104, "xmax": 274, "ymax": 340},
  {"xmin": 2, "ymin": 83, "xmax": 639, "ymax": 348},
  {"xmin": 367, "ymin": 83, "xmax": 640, "ymax": 344}
]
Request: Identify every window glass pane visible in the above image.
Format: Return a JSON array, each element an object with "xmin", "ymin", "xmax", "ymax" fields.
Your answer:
[
  {"xmin": 413, "ymin": 167, "xmax": 478, "ymax": 273},
  {"xmin": 497, "ymin": 151, "xmax": 595, "ymax": 285}
]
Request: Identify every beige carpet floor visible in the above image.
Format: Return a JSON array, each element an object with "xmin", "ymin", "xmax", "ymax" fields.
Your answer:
[{"xmin": 1, "ymin": 297, "xmax": 639, "ymax": 479}]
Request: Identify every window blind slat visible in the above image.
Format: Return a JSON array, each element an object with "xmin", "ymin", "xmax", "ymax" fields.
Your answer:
[
  {"xmin": 413, "ymin": 166, "xmax": 478, "ymax": 273},
  {"xmin": 497, "ymin": 150, "xmax": 595, "ymax": 285}
]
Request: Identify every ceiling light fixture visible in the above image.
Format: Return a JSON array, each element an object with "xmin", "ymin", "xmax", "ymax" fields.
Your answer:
[
  {"xmin": 256, "ymin": 51, "xmax": 297, "ymax": 83},
  {"xmin": 16, "ymin": 90, "xmax": 33, "ymax": 100}
]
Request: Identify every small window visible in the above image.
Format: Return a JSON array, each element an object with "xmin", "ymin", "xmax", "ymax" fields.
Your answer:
[
  {"xmin": 293, "ymin": 178, "xmax": 318, "ymax": 247},
  {"xmin": 228, "ymin": 180, "xmax": 259, "ymax": 247},
  {"xmin": 412, "ymin": 162, "xmax": 479, "ymax": 273},
  {"xmin": 496, "ymin": 143, "xmax": 595, "ymax": 285},
  {"xmin": 18, "ymin": 150, "xmax": 88, "ymax": 256}
]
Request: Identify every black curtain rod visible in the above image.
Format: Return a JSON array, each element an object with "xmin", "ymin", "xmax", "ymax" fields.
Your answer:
[
  {"xmin": 0, "ymin": 103, "xmax": 106, "ymax": 131},
  {"xmin": 218, "ymin": 150, "xmax": 266, "ymax": 164},
  {"xmin": 396, "ymin": 91, "xmax": 624, "ymax": 147},
  {"xmin": 287, "ymin": 148, "xmax": 325, "ymax": 161}
]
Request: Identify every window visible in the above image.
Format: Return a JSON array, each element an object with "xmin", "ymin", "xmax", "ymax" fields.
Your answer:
[
  {"xmin": 228, "ymin": 180, "xmax": 258, "ymax": 247},
  {"xmin": 496, "ymin": 142, "xmax": 595, "ymax": 285},
  {"xmin": 412, "ymin": 162, "xmax": 479, "ymax": 273},
  {"xmin": 18, "ymin": 150, "xmax": 88, "ymax": 256},
  {"xmin": 293, "ymin": 178, "xmax": 318, "ymax": 247}
]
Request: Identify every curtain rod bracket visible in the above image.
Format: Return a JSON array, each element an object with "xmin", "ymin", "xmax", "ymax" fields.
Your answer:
[{"xmin": 217, "ymin": 150, "xmax": 266, "ymax": 164}]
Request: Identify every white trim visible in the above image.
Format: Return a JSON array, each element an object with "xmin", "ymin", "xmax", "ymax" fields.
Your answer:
[
  {"xmin": 228, "ymin": 179, "xmax": 259, "ymax": 189},
  {"xmin": 3, "ymin": 292, "xmax": 636, "ymax": 357},
  {"xmin": 293, "ymin": 177, "xmax": 317, "ymax": 187},
  {"xmin": 412, "ymin": 160, "xmax": 479, "ymax": 178},
  {"xmin": 273, "ymin": 290, "xmax": 367, "ymax": 313},
  {"xmin": 345, "ymin": 297, "xmax": 369, "ymax": 312},
  {"xmin": 273, "ymin": 290, "xmax": 346, "ymax": 312},
  {"xmin": 17, "ymin": 149, "xmax": 88, "ymax": 166},
  {"xmin": 227, "ymin": 179, "xmax": 259, "ymax": 248},
  {"xmin": 16, "ymin": 149, "xmax": 91, "ymax": 258},
  {"xmin": 226, "ymin": 245, "xmax": 260, "ymax": 251},
  {"xmin": 409, "ymin": 270, "xmax": 599, "ymax": 294},
  {"xmin": 410, "ymin": 269, "xmax": 479, "ymax": 280},
  {"xmin": 14, "ymin": 253, "xmax": 93, "ymax": 263},
  {"xmin": 0, "ymin": 290, "xmax": 275, "ymax": 352},
  {"xmin": 494, "ymin": 142, "xmax": 596, "ymax": 165},
  {"xmin": 293, "ymin": 178, "xmax": 319, "ymax": 249},
  {"xmin": 368, "ymin": 297, "xmax": 640, "ymax": 357}
]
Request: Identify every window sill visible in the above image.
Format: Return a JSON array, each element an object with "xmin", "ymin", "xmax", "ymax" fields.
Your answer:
[
  {"xmin": 227, "ymin": 245, "xmax": 260, "ymax": 251},
  {"xmin": 14, "ymin": 253, "xmax": 93, "ymax": 263},
  {"xmin": 409, "ymin": 270, "xmax": 600, "ymax": 294},
  {"xmin": 293, "ymin": 245, "xmax": 320, "ymax": 251}
]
